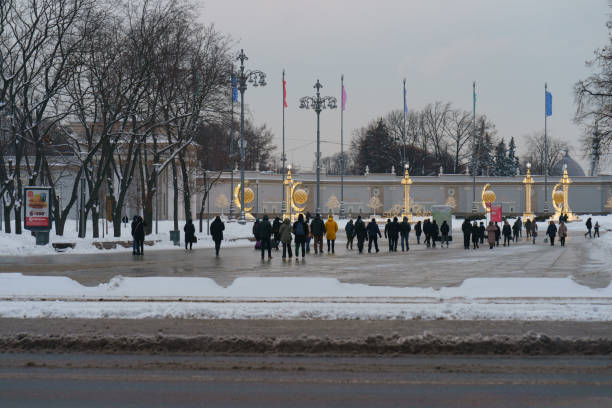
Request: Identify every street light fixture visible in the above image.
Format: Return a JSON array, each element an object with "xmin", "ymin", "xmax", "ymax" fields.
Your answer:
[
  {"xmin": 235, "ymin": 49, "xmax": 266, "ymax": 224},
  {"xmin": 153, "ymin": 163, "xmax": 161, "ymax": 235},
  {"xmin": 299, "ymin": 79, "xmax": 337, "ymax": 214}
]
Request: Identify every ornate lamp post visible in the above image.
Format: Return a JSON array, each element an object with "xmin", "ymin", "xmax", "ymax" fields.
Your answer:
[
  {"xmin": 401, "ymin": 163, "xmax": 413, "ymax": 222},
  {"xmin": 522, "ymin": 162, "xmax": 534, "ymax": 221},
  {"xmin": 153, "ymin": 163, "xmax": 161, "ymax": 234},
  {"xmin": 235, "ymin": 49, "xmax": 266, "ymax": 224},
  {"xmin": 299, "ymin": 79, "xmax": 337, "ymax": 214}
]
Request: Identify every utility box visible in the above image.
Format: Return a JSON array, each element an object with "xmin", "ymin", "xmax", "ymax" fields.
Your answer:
[
  {"xmin": 35, "ymin": 231, "xmax": 49, "ymax": 245},
  {"xmin": 170, "ymin": 230, "xmax": 180, "ymax": 246}
]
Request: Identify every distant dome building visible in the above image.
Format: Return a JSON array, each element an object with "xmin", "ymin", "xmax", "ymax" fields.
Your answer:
[{"xmin": 550, "ymin": 149, "xmax": 585, "ymax": 177}]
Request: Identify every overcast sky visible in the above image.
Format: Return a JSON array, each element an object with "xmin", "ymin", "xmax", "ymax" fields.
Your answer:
[{"xmin": 200, "ymin": 0, "xmax": 610, "ymax": 172}]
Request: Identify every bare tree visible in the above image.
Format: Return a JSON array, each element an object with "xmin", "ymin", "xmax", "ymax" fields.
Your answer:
[
  {"xmin": 520, "ymin": 132, "xmax": 568, "ymax": 175},
  {"xmin": 445, "ymin": 109, "xmax": 472, "ymax": 173}
]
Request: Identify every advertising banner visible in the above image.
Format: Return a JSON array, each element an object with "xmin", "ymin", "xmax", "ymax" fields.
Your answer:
[
  {"xmin": 490, "ymin": 205, "xmax": 502, "ymax": 223},
  {"xmin": 24, "ymin": 187, "xmax": 52, "ymax": 230}
]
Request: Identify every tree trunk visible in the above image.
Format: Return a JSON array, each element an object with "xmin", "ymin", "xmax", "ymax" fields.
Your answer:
[
  {"xmin": 3, "ymin": 206, "xmax": 11, "ymax": 233},
  {"xmin": 198, "ymin": 196, "xmax": 206, "ymax": 233},
  {"xmin": 171, "ymin": 158, "xmax": 179, "ymax": 230},
  {"xmin": 14, "ymin": 178, "xmax": 22, "ymax": 234},
  {"xmin": 91, "ymin": 204, "xmax": 100, "ymax": 238},
  {"xmin": 178, "ymin": 153, "xmax": 191, "ymax": 224}
]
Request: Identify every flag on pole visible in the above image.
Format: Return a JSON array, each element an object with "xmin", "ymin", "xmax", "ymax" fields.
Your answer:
[
  {"xmin": 231, "ymin": 75, "xmax": 238, "ymax": 102},
  {"xmin": 545, "ymin": 90, "xmax": 552, "ymax": 117},
  {"xmin": 342, "ymin": 84, "xmax": 347, "ymax": 111},
  {"xmin": 283, "ymin": 78, "xmax": 288, "ymax": 108}
]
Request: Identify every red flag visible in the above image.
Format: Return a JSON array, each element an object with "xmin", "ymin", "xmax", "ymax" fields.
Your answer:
[
  {"xmin": 490, "ymin": 206, "xmax": 502, "ymax": 223},
  {"xmin": 283, "ymin": 79, "xmax": 288, "ymax": 108}
]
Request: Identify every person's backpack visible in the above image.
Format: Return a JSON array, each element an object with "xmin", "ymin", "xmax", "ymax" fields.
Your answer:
[{"xmin": 296, "ymin": 222, "xmax": 305, "ymax": 236}]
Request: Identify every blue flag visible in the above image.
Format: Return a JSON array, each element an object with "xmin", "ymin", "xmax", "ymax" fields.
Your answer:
[
  {"xmin": 231, "ymin": 76, "xmax": 238, "ymax": 102},
  {"xmin": 545, "ymin": 91, "xmax": 552, "ymax": 117}
]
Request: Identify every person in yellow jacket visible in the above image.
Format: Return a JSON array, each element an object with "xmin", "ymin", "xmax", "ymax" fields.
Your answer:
[{"xmin": 325, "ymin": 214, "xmax": 338, "ymax": 254}]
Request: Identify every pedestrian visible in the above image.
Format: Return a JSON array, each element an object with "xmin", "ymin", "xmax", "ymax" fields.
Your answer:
[
  {"xmin": 414, "ymin": 220, "xmax": 422, "ymax": 244},
  {"xmin": 400, "ymin": 216, "xmax": 411, "ymax": 251},
  {"xmin": 305, "ymin": 218, "xmax": 312, "ymax": 253},
  {"xmin": 210, "ymin": 216, "xmax": 225, "ymax": 256},
  {"xmin": 305, "ymin": 212, "xmax": 312, "ymax": 224},
  {"xmin": 272, "ymin": 216, "xmax": 281, "ymax": 250},
  {"xmin": 516, "ymin": 217, "xmax": 522, "ymax": 238},
  {"xmin": 252, "ymin": 218, "xmax": 261, "ymax": 250},
  {"xmin": 367, "ymin": 218, "xmax": 381, "ymax": 253},
  {"xmin": 131, "ymin": 216, "xmax": 139, "ymax": 255},
  {"xmin": 122, "ymin": 215, "xmax": 129, "ymax": 228},
  {"xmin": 134, "ymin": 215, "xmax": 146, "ymax": 255},
  {"xmin": 471, "ymin": 221, "xmax": 480, "ymax": 249},
  {"xmin": 495, "ymin": 223, "xmax": 501, "ymax": 246},
  {"xmin": 585, "ymin": 217, "xmax": 593, "ymax": 238},
  {"xmin": 558, "ymin": 221, "xmax": 568, "ymax": 247},
  {"xmin": 325, "ymin": 214, "xmax": 338, "ymax": 254},
  {"xmin": 279, "ymin": 218, "xmax": 293, "ymax": 259},
  {"xmin": 258, "ymin": 214, "xmax": 273, "ymax": 259},
  {"xmin": 423, "ymin": 219, "xmax": 432, "ymax": 248},
  {"xmin": 478, "ymin": 222, "xmax": 485, "ymax": 244},
  {"xmin": 184, "ymin": 218, "xmax": 195, "ymax": 250},
  {"xmin": 345, "ymin": 219, "xmax": 355, "ymax": 250},
  {"xmin": 512, "ymin": 219, "xmax": 520, "ymax": 242},
  {"xmin": 531, "ymin": 221, "xmax": 538, "ymax": 244},
  {"xmin": 355, "ymin": 215, "xmax": 367, "ymax": 254},
  {"xmin": 440, "ymin": 220, "xmax": 450, "ymax": 248},
  {"xmin": 525, "ymin": 218, "xmax": 532, "ymax": 239},
  {"xmin": 384, "ymin": 219, "xmax": 392, "ymax": 251},
  {"xmin": 594, "ymin": 221, "xmax": 600, "ymax": 238},
  {"xmin": 293, "ymin": 214, "xmax": 309, "ymax": 258},
  {"xmin": 547, "ymin": 220, "xmax": 557, "ymax": 246},
  {"xmin": 310, "ymin": 213, "xmax": 326, "ymax": 254},
  {"xmin": 431, "ymin": 219, "xmax": 439, "ymax": 248},
  {"xmin": 389, "ymin": 217, "xmax": 400, "ymax": 251},
  {"xmin": 502, "ymin": 220, "xmax": 512, "ymax": 246},
  {"xmin": 462, "ymin": 219, "xmax": 472, "ymax": 250},
  {"xmin": 486, "ymin": 221, "xmax": 497, "ymax": 249}
]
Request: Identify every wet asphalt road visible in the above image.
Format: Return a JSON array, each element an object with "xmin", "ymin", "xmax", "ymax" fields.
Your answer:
[
  {"xmin": 1, "ymin": 353, "xmax": 611, "ymax": 407},
  {"xmin": 0, "ymin": 231, "xmax": 608, "ymax": 289}
]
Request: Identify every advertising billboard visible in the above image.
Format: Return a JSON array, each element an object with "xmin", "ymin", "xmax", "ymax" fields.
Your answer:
[
  {"xmin": 431, "ymin": 205, "xmax": 452, "ymax": 241},
  {"xmin": 24, "ymin": 187, "xmax": 52, "ymax": 230},
  {"xmin": 490, "ymin": 205, "xmax": 503, "ymax": 223}
]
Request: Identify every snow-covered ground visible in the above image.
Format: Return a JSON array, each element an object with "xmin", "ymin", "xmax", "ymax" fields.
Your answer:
[{"xmin": 0, "ymin": 213, "xmax": 610, "ymax": 256}]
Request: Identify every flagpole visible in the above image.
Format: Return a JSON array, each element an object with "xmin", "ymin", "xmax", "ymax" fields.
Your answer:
[
  {"xmin": 340, "ymin": 74, "xmax": 345, "ymax": 219},
  {"xmin": 544, "ymin": 82, "xmax": 548, "ymax": 215},
  {"xmin": 403, "ymin": 79, "xmax": 407, "ymax": 167},
  {"xmin": 282, "ymin": 69, "xmax": 286, "ymax": 215},
  {"xmin": 229, "ymin": 69, "xmax": 235, "ymax": 220},
  {"xmin": 471, "ymin": 81, "xmax": 476, "ymax": 213}
]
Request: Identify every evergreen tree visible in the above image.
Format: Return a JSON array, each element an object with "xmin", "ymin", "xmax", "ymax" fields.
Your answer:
[
  {"xmin": 494, "ymin": 139, "xmax": 507, "ymax": 176},
  {"xmin": 507, "ymin": 137, "xmax": 518, "ymax": 176}
]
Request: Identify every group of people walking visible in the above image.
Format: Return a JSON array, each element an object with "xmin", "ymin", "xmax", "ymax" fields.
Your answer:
[{"xmin": 460, "ymin": 217, "xmax": 528, "ymax": 250}]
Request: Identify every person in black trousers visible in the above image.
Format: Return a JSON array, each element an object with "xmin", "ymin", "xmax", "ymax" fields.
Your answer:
[
  {"xmin": 184, "ymin": 219, "xmax": 195, "ymax": 250},
  {"xmin": 367, "ymin": 218, "xmax": 381, "ymax": 253},
  {"xmin": 414, "ymin": 221, "xmax": 422, "ymax": 244},
  {"xmin": 462, "ymin": 219, "xmax": 472, "ymax": 250},
  {"xmin": 258, "ymin": 214, "xmax": 273, "ymax": 259},
  {"xmin": 354, "ymin": 216, "xmax": 367, "ymax": 254},
  {"xmin": 546, "ymin": 221, "xmax": 557, "ymax": 246},
  {"xmin": 210, "ymin": 216, "xmax": 225, "ymax": 256},
  {"xmin": 471, "ymin": 221, "xmax": 479, "ymax": 249}
]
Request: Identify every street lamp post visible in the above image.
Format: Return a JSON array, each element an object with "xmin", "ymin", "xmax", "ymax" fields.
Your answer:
[
  {"xmin": 235, "ymin": 49, "xmax": 266, "ymax": 224},
  {"xmin": 154, "ymin": 163, "xmax": 161, "ymax": 235},
  {"xmin": 522, "ymin": 162, "xmax": 534, "ymax": 221},
  {"xmin": 299, "ymin": 79, "xmax": 337, "ymax": 214}
]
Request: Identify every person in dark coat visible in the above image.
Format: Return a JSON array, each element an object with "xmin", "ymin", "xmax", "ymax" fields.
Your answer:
[
  {"xmin": 478, "ymin": 222, "xmax": 485, "ymax": 244},
  {"xmin": 502, "ymin": 220, "xmax": 512, "ymax": 246},
  {"xmin": 210, "ymin": 216, "xmax": 225, "ymax": 256},
  {"xmin": 184, "ymin": 219, "xmax": 196, "ymax": 250},
  {"xmin": 134, "ymin": 215, "xmax": 146, "ymax": 255},
  {"xmin": 293, "ymin": 214, "xmax": 309, "ymax": 258},
  {"xmin": 389, "ymin": 217, "xmax": 400, "ymax": 252},
  {"xmin": 423, "ymin": 219, "xmax": 432, "ymax": 248},
  {"xmin": 594, "ymin": 221, "xmax": 600, "ymax": 238},
  {"xmin": 366, "ymin": 218, "xmax": 381, "ymax": 253},
  {"xmin": 272, "ymin": 216, "xmax": 281, "ymax": 250},
  {"xmin": 546, "ymin": 221, "xmax": 557, "ymax": 246},
  {"xmin": 414, "ymin": 221, "xmax": 422, "ymax": 244},
  {"xmin": 525, "ymin": 219, "xmax": 532, "ymax": 239},
  {"xmin": 440, "ymin": 220, "xmax": 450, "ymax": 248},
  {"xmin": 585, "ymin": 217, "xmax": 592, "ymax": 238},
  {"xmin": 516, "ymin": 217, "xmax": 523, "ymax": 238},
  {"xmin": 462, "ymin": 219, "xmax": 472, "ymax": 250},
  {"xmin": 258, "ymin": 214, "xmax": 273, "ymax": 259},
  {"xmin": 384, "ymin": 219, "xmax": 392, "ymax": 251},
  {"xmin": 354, "ymin": 216, "xmax": 367, "ymax": 254},
  {"xmin": 310, "ymin": 213, "xmax": 326, "ymax": 254},
  {"xmin": 399, "ymin": 217, "xmax": 411, "ymax": 251},
  {"xmin": 131, "ymin": 215, "xmax": 139, "ymax": 255},
  {"xmin": 495, "ymin": 223, "xmax": 501, "ymax": 246},
  {"xmin": 345, "ymin": 219, "xmax": 355, "ymax": 250},
  {"xmin": 531, "ymin": 221, "xmax": 538, "ymax": 244},
  {"xmin": 471, "ymin": 221, "xmax": 479, "ymax": 249},
  {"xmin": 431, "ymin": 220, "xmax": 439, "ymax": 248},
  {"xmin": 512, "ymin": 219, "xmax": 520, "ymax": 242},
  {"xmin": 252, "ymin": 218, "xmax": 261, "ymax": 250}
]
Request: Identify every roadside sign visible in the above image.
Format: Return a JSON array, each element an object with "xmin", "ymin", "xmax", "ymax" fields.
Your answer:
[{"xmin": 24, "ymin": 186, "xmax": 53, "ymax": 230}]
